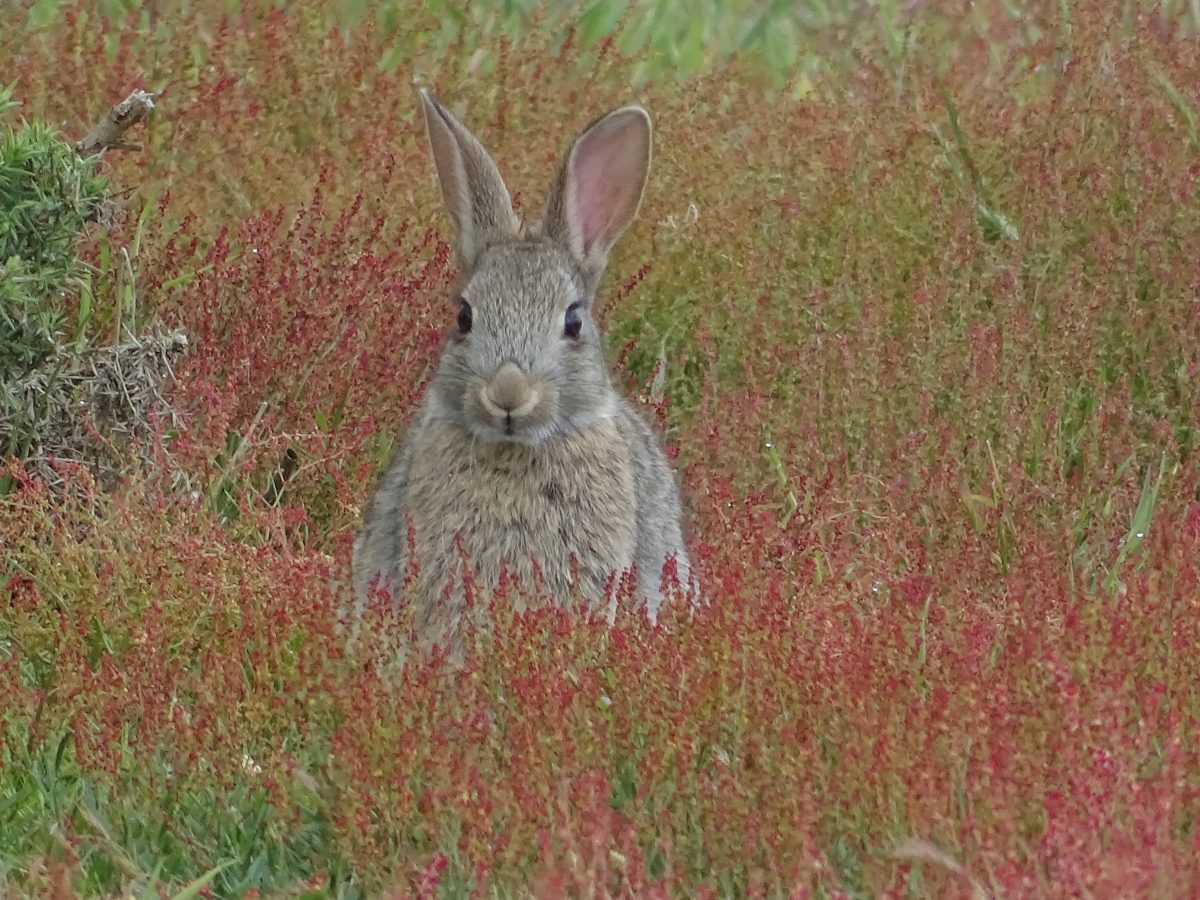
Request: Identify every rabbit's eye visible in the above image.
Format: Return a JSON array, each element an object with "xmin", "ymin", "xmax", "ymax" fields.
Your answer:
[
  {"xmin": 563, "ymin": 304, "xmax": 583, "ymax": 339},
  {"xmin": 456, "ymin": 300, "xmax": 473, "ymax": 335}
]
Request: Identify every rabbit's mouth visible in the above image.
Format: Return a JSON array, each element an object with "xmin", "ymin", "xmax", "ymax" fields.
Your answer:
[
  {"xmin": 467, "ymin": 364, "xmax": 558, "ymax": 445},
  {"xmin": 470, "ymin": 404, "xmax": 558, "ymax": 446}
]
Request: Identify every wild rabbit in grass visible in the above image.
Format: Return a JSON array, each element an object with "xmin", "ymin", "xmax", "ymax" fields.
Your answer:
[{"xmin": 352, "ymin": 90, "xmax": 696, "ymax": 648}]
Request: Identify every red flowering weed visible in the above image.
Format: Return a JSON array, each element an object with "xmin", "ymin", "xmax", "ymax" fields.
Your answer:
[{"xmin": 3, "ymin": 1, "xmax": 1200, "ymax": 896}]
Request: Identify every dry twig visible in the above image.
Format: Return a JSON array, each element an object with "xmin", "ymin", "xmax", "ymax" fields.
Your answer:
[{"xmin": 74, "ymin": 89, "xmax": 155, "ymax": 156}]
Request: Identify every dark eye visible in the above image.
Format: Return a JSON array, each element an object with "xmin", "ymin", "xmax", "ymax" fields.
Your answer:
[
  {"xmin": 563, "ymin": 303, "xmax": 583, "ymax": 339},
  {"xmin": 456, "ymin": 299, "xmax": 472, "ymax": 335}
]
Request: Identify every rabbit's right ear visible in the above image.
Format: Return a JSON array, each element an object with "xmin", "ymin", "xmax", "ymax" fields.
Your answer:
[{"xmin": 420, "ymin": 90, "xmax": 519, "ymax": 269}]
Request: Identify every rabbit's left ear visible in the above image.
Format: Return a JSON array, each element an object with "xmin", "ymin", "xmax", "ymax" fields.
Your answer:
[{"xmin": 545, "ymin": 106, "xmax": 652, "ymax": 286}]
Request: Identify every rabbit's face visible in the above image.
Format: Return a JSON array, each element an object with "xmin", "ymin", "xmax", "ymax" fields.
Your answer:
[
  {"xmin": 430, "ymin": 240, "xmax": 613, "ymax": 446},
  {"xmin": 417, "ymin": 91, "xmax": 652, "ymax": 446}
]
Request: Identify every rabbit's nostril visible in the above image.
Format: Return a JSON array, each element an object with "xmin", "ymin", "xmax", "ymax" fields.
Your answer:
[
  {"xmin": 482, "ymin": 362, "xmax": 537, "ymax": 418},
  {"xmin": 488, "ymin": 389, "xmax": 523, "ymax": 412}
]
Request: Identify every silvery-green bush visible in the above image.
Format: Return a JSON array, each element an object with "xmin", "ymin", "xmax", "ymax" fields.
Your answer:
[{"xmin": 0, "ymin": 83, "xmax": 106, "ymax": 389}]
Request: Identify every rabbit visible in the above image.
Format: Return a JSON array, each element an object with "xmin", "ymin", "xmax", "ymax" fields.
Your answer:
[{"xmin": 352, "ymin": 90, "xmax": 696, "ymax": 650}]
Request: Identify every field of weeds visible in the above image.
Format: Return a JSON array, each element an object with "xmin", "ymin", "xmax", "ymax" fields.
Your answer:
[{"xmin": 3, "ymin": 1, "xmax": 1200, "ymax": 896}]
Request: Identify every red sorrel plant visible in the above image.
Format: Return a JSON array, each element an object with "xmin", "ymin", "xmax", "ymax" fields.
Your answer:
[{"xmin": 4, "ymin": 1, "xmax": 1200, "ymax": 897}]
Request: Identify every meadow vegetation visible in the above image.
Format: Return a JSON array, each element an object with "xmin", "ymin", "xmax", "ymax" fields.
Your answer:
[{"xmin": 3, "ymin": 0, "xmax": 1200, "ymax": 896}]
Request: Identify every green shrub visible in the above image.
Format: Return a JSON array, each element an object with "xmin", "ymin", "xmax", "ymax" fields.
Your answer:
[{"xmin": 0, "ymin": 83, "xmax": 106, "ymax": 387}]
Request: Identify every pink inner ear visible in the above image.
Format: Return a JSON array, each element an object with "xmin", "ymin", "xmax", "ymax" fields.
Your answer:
[
  {"xmin": 566, "ymin": 111, "xmax": 649, "ymax": 261},
  {"xmin": 573, "ymin": 164, "xmax": 621, "ymax": 255}
]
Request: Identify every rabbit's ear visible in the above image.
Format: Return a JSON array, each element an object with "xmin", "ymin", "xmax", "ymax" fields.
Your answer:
[
  {"xmin": 545, "ymin": 106, "xmax": 652, "ymax": 286},
  {"xmin": 420, "ymin": 90, "xmax": 519, "ymax": 268}
]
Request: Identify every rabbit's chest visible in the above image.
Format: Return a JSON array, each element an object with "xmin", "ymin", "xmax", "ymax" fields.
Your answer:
[{"xmin": 406, "ymin": 419, "xmax": 638, "ymax": 597}]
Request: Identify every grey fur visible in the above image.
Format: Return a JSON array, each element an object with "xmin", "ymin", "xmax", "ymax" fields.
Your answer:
[{"xmin": 352, "ymin": 91, "xmax": 696, "ymax": 650}]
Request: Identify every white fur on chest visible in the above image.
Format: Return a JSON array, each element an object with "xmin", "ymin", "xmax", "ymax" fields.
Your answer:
[{"xmin": 405, "ymin": 418, "xmax": 638, "ymax": 601}]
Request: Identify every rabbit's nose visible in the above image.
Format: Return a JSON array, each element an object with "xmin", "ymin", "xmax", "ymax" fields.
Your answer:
[{"xmin": 483, "ymin": 362, "xmax": 538, "ymax": 416}]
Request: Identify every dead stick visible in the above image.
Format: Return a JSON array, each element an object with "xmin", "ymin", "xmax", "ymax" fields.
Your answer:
[{"xmin": 75, "ymin": 90, "xmax": 156, "ymax": 157}]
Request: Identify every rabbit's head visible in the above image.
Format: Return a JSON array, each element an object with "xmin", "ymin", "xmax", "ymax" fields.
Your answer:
[{"xmin": 419, "ymin": 91, "xmax": 651, "ymax": 447}]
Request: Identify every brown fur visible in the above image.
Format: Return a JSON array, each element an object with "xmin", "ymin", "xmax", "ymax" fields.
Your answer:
[
  {"xmin": 351, "ymin": 92, "xmax": 697, "ymax": 655},
  {"xmin": 405, "ymin": 416, "xmax": 637, "ymax": 642}
]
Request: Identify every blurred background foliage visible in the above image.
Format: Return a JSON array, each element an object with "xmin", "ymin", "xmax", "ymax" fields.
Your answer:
[{"xmin": 15, "ymin": 0, "xmax": 1198, "ymax": 89}]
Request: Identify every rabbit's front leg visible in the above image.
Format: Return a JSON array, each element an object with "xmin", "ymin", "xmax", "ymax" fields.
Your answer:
[
  {"xmin": 352, "ymin": 430, "xmax": 416, "ymax": 617},
  {"xmin": 619, "ymin": 403, "xmax": 695, "ymax": 619}
]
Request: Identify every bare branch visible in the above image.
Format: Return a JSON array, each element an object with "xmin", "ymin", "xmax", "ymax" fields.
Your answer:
[{"xmin": 75, "ymin": 89, "xmax": 156, "ymax": 157}]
